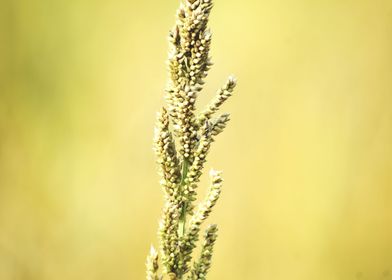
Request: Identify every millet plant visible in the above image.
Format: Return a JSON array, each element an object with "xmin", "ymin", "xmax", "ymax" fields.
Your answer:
[{"xmin": 146, "ymin": 0, "xmax": 237, "ymax": 279}]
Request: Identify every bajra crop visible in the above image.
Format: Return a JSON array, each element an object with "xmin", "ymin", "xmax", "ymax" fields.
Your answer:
[{"xmin": 146, "ymin": 1, "xmax": 237, "ymax": 279}]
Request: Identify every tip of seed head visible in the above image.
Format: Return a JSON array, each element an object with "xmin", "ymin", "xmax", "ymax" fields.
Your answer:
[
  {"xmin": 150, "ymin": 245, "xmax": 157, "ymax": 256},
  {"xmin": 228, "ymin": 75, "xmax": 237, "ymax": 84},
  {"xmin": 209, "ymin": 169, "xmax": 222, "ymax": 177}
]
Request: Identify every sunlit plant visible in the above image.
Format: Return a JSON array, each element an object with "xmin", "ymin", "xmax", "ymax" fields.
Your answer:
[{"xmin": 146, "ymin": 0, "xmax": 237, "ymax": 279}]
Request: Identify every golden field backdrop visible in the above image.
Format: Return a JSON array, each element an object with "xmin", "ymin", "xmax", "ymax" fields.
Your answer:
[{"xmin": 1, "ymin": 0, "xmax": 391, "ymax": 279}]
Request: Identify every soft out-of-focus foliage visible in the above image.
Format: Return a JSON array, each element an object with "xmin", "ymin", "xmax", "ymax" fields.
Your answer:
[{"xmin": 0, "ymin": 0, "xmax": 391, "ymax": 279}]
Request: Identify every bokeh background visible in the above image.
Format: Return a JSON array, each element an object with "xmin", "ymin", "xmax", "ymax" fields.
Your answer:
[{"xmin": 1, "ymin": 0, "xmax": 392, "ymax": 279}]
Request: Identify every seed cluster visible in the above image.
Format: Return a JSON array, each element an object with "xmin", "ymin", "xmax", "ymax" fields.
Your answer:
[
  {"xmin": 154, "ymin": 108, "xmax": 182, "ymax": 200},
  {"xmin": 187, "ymin": 224, "xmax": 218, "ymax": 280},
  {"xmin": 147, "ymin": 0, "xmax": 237, "ymax": 279},
  {"xmin": 146, "ymin": 246, "xmax": 160, "ymax": 280},
  {"xmin": 197, "ymin": 76, "xmax": 237, "ymax": 126}
]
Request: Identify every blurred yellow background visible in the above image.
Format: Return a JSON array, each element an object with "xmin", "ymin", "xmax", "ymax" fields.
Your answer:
[{"xmin": 1, "ymin": 0, "xmax": 391, "ymax": 279}]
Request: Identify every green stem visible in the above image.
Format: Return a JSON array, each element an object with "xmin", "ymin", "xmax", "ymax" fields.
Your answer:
[
  {"xmin": 178, "ymin": 160, "xmax": 189, "ymax": 237},
  {"xmin": 176, "ymin": 159, "xmax": 190, "ymax": 280}
]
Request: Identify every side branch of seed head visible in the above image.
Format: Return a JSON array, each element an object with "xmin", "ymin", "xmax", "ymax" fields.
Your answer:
[
  {"xmin": 148, "ymin": 0, "xmax": 237, "ymax": 279},
  {"xmin": 187, "ymin": 224, "xmax": 219, "ymax": 280},
  {"xmin": 146, "ymin": 246, "xmax": 160, "ymax": 280}
]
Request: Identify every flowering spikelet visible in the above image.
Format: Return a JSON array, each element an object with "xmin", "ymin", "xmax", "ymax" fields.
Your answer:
[
  {"xmin": 154, "ymin": 108, "xmax": 182, "ymax": 200},
  {"xmin": 147, "ymin": 0, "xmax": 237, "ymax": 279},
  {"xmin": 184, "ymin": 171, "xmax": 222, "ymax": 244},
  {"xmin": 165, "ymin": 0, "xmax": 214, "ymax": 160},
  {"xmin": 210, "ymin": 113, "xmax": 230, "ymax": 137},
  {"xmin": 198, "ymin": 76, "xmax": 237, "ymax": 125},
  {"xmin": 158, "ymin": 201, "xmax": 181, "ymax": 273},
  {"xmin": 184, "ymin": 122, "xmax": 213, "ymax": 208},
  {"xmin": 178, "ymin": 170, "xmax": 223, "ymax": 273},
  {"xmin": 187, "ymin": 225, "xmax": 218, "ymax": 280},
  {"xmin": 146, "ymin": 245, "xmax": 160, "ymax": 280}
]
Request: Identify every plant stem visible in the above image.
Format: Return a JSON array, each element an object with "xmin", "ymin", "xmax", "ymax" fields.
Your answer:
[
  {"xmin": 178, "ymin": 160, "xmax": 189, "ymax": 237},
  {"xmin": 177, "ymin": 160, "xmax": 190, "ymax": 279}
]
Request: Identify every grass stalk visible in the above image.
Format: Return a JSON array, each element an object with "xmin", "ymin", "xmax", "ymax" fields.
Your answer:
[{"xmin": 146, "ymin": 1, "xmax": 237, "ymax": 279}]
